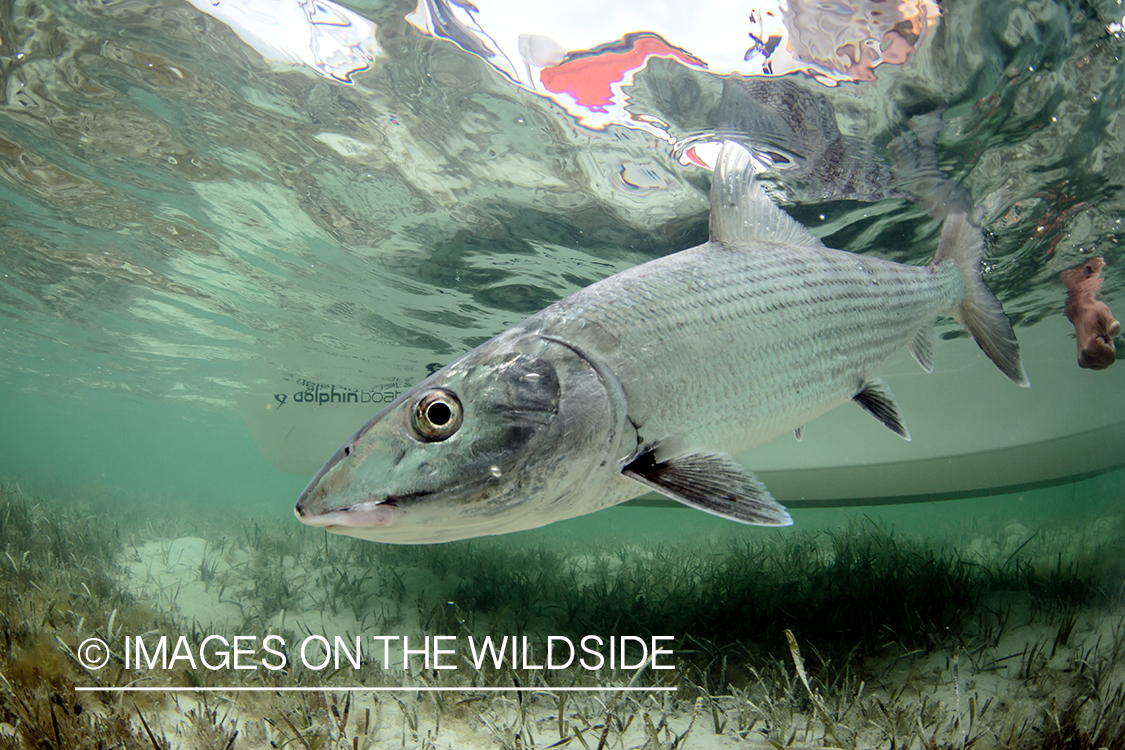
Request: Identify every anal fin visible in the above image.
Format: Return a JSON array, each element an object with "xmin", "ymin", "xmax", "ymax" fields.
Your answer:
[
  {"xmin": 853, "ymin": 378, "xmax": 911, "ymax": 440},
  {"xmin": 622, "ymin": 448, "xmax": 792, "ymax": 527}
]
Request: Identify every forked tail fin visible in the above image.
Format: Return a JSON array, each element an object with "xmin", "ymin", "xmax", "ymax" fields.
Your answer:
[{"xmin": 933, "ymin": 213, "xmax": 1030, "ymax": 386}]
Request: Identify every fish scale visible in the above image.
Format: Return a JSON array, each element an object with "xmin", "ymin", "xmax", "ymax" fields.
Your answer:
[{"xmin": 533, "ymin": 241, "xmax": 963, "ymax": 456}]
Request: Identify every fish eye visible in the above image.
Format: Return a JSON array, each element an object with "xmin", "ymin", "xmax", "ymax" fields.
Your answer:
[{"xmin": 411, "ymin": 388, "xmax": 463, "ymax": 442}]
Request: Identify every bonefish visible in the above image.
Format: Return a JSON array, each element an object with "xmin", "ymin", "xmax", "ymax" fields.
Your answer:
[{"xmin": 295, "ymin": 141, "xmax": 1028, "ymax": 544}]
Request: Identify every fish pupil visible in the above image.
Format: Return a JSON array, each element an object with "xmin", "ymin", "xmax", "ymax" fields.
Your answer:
[{"xmin": 427, "ymin": 401, "xmax": 452, "ymax": 426}]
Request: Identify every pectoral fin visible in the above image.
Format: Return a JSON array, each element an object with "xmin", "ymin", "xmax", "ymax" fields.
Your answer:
[
  {"xmin": 853, "ymin": 378, "xmax": 911, "ymax": 440},
  {"xmin": 622, "ymin": 448, "xmax": 792, "ymax": 526}
]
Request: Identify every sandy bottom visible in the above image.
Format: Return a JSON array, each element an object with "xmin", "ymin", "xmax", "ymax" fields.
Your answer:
[{"xmin": 103, "ymin": 519, "xmax": 1125, "ymax": 750}]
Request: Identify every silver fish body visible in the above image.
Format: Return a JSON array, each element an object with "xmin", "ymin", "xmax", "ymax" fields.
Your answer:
[
  {"xmin": 535, "ymin": 241, "xmax": 963, "ymax": 454},
  {"xmin": 296, "ymin": 142, "xmax": 1027, "ymax": 544}
]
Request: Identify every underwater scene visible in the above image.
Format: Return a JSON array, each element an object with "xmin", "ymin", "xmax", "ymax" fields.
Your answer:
[{"xmin": 2, "ymin": 0, "xmax": 1125, "ymax": 747}]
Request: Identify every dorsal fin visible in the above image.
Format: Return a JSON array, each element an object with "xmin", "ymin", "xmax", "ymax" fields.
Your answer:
[{"xmin": 709, "ymin": 140, "xmax": 825, "ymax": 248}]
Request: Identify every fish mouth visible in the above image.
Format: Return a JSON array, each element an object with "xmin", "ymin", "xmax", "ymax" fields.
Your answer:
[
  {"xmin": 295, "ymin": 471, "xmax": 494, "ymax": 536},
  {"xmin": 295, "ymin": 497, "xmax": 406, "ymax": 529},
  {"xmin": 294, "ymin": 489, "xmax": 445, "ymax": 529}
]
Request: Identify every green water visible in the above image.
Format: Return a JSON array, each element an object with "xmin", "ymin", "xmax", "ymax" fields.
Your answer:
[
  {"xmin": 1, "ymin": 0, "xmax": 1125, "ymax": 746},
  {"xmin": 0, "ymin": 389, "xmax": 304, "ymax": 518}
]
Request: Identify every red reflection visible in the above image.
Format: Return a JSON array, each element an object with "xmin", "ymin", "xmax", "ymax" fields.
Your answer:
[{"xmin": 539, "ymin": 33, "xmax": 704, "ymax": 113}]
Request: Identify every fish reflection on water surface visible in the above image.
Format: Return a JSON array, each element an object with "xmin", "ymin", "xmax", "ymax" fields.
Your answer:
[
  {"xmin": 295, "ymin": 138, "xmax": 1028, "ymax": 544},
  {"xmin": 714, "ymin": 77, "xmax": 975, "ymax": 218}
]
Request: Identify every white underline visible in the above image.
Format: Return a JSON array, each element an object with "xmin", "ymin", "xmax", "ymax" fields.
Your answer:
[{"xmin": 75, "ymin": 686, "xmax": 675, "ymax": 693}]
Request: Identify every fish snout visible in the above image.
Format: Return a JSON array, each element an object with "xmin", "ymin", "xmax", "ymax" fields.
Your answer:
[
  {"xmin": 293, "ymin": 489, "xmax": 321, "ymax": 522},
  {"xmin": 294, "ymin": 441, "xmax": 352, "ymax": 519},
  {"xmin": 294, "ymin": 465, "xmax": 333, "ymax": 519},
  {"xmin": 295, "ymin": 477, "xmax": 404, "ymax": 529},
  {"xmin": 294, "ymin": 453, "xmax": 405, "ymax": 529}
]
